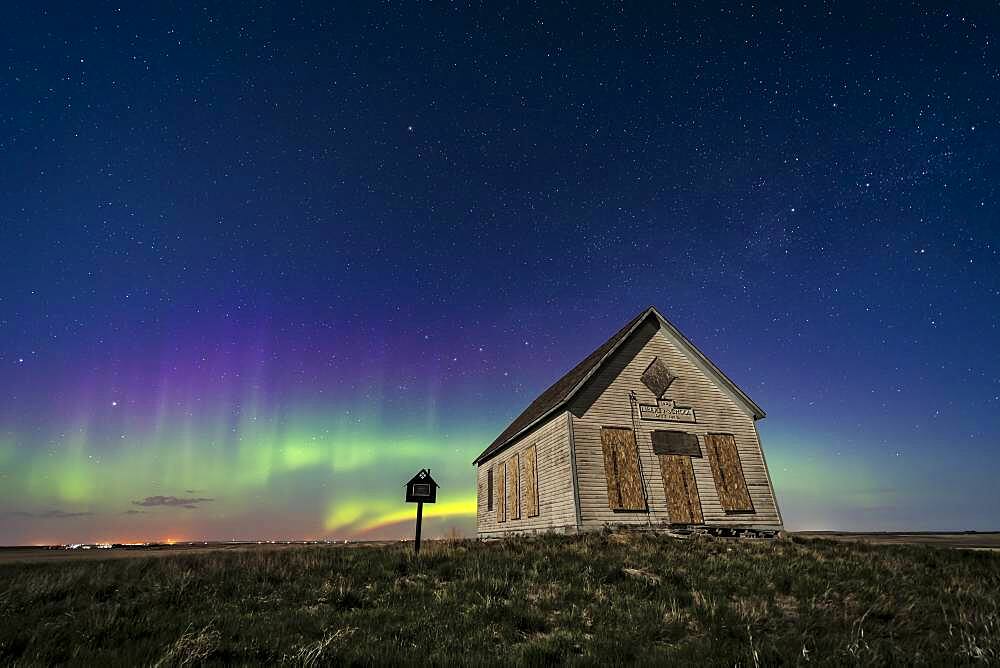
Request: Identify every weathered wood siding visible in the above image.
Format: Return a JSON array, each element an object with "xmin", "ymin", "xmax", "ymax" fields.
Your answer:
[
  {"xmin": 567, "ymin": 319, "xmax": 782, "ymax": 530},
  {"xmin": 476, "ymin": 411, "xmax": 577, "ymax": 537}
]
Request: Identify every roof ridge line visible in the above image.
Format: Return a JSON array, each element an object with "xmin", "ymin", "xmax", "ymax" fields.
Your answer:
[{"xmin": 472, "ymin": 304, "xmax": 765, "ymax": 466}]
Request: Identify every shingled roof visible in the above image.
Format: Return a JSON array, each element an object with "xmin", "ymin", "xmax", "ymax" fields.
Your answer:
[{"xmin": 472, "ymin": 306, "xmax": 765, "ymax": 465}]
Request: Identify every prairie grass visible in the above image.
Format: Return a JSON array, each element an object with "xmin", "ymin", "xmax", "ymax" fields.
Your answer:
[{"xmin": 0, "ymin": 532, "xmax": 998, "ymax": 665}]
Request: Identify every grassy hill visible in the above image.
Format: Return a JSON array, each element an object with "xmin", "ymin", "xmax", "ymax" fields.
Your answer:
[{"xmin": 1, "ymin": 532, "xmax": 998, "ymax": 665}]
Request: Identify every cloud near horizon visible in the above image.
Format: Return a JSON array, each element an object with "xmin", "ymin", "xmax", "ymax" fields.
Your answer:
[
  {"xmin": 4, "ymin": 509, "xmax": 94, "ymax": 519},
  {"xmin": 131, "ymin": 496, "xmax": 214, "ymax": 509}
]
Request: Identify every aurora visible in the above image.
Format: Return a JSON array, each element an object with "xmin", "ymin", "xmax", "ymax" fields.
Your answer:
[{"xmin": 2, "ymin": 2, "xmax": 999, "ymax": 544}]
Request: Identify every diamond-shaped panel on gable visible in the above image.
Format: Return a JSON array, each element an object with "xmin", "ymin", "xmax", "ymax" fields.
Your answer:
[{"xmin": 641, "ymin": 357, "xmax": 676, "ymax": 399}]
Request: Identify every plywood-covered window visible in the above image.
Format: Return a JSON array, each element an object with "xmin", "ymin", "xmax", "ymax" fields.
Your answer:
[
  {"xmin": 651, "ymin": 430, "xmax": 701, "ymax": 457},
  {"xmin": 496, "ymin": 461, "xmax": 506, "ymax": 523},
  {"xmin": 486, "ymin": 468, "xmax": 494, "ymax": 512},
  {"xmin": 507, "ymin": 454, "xmax": 521, "ymax": 520},
  {"xmin": 705, "ymin": 433, "xmax": 754, "ymax": 512},
  {"xmin": 641, "ymin": 356, "xmax": 677, "ymax": 399},
  {"xmin": 600, "ymin": 427, "xmax": 646, "ymax": 511},
  {"xmin": 522, "ymin": 445, "xmax": 539, "ymax": 518}
]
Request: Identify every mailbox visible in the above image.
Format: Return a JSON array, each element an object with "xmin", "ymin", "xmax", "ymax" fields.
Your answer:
[{"xmin": 405, "ymin": 468, "xmax": 439, "ymax": 504}]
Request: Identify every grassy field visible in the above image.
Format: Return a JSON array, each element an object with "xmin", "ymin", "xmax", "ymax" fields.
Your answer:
[{"xmin": 1, "ymin": 532, "xmax": 998, "ymax": 665}]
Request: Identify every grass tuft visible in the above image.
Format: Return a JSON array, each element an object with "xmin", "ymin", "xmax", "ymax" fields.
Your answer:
[{"xmin": 153, "ymin": 623, "xmax": 220, "ymax": 667}]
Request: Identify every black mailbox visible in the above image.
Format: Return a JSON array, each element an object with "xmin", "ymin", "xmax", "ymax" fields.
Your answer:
[{"xmin": 405, "ymin": 468, "xmax": 439, "ymax": 504}]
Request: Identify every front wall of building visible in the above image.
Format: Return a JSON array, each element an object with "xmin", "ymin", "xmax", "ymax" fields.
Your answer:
[
  {"xmin": 476, "ymin": 411, "xmax": 578, "ymax": 537},
  {"xmin": 567, "ymin": 319, "xmax": 783, "ymax": 531}
]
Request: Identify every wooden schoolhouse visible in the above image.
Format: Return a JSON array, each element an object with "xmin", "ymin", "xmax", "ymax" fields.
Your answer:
[{"xmin": 473, "ymin": 306, "xmax": 783, "ymax": 537}]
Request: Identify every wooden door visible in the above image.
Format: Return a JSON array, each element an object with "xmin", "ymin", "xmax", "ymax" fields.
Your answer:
[{"xmin": 658, "ymin": 454, "xmax": 703, "ymax": 524}]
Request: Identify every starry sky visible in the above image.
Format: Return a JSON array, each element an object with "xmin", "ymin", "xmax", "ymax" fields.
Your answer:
[{"xmin": 1, "ymin": 3, "xmax": 998, "ymax": 545}]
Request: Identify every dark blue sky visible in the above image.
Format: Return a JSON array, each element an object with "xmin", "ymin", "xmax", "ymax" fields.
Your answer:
[{"xmin": 1, "ymin": 3, "xmax": 998, "ymax": 543}]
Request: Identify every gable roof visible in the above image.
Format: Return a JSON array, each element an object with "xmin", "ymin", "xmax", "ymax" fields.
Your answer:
[
  {"xmin": 472, "ymin": 306, "xmax": 765, "ymax": 465},
  {"xmin": 404, "ymin": 469, "xmax": 439, "ymax": 488}
]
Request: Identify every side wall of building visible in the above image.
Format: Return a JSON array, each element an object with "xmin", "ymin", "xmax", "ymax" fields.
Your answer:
[
  {"xmin": 476, "ymin": 411, "xmax": 578, "ymax": 537},
  {"xmin": 567, "ymin": 319, "xmax": 783, "ymax": 531}
]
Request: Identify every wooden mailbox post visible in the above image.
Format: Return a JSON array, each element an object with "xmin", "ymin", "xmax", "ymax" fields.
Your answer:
[{"xmin": 404, "ymin": 468, "xmax": 438, "ymax": 554}]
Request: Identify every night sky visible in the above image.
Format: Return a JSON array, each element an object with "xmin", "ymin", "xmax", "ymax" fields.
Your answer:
[{"xmin": 2, "ymin": 3, "xmax": 998, "ymax": 545}]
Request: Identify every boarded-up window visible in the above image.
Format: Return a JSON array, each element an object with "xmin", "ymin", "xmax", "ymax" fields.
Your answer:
[
  {"xmin": 487, "ymin": 468, "xmax": 494, "ymax": 512},
  {"xmin": 651, "ymin": 430, "xmax": 701, "ymax": 457},
  {"xmin": 641, "ymin": 357, "xmax": 677, "ymax": 399},
  {"xmin": 705, "ymin": 433, "xmax": 754, "ymax": 512},
  {"xmin": 523, "ymin": 445, "xmax": 539, "ymax": 518},
  {"xmin": 507, "ymin": 454, "xmax": 520, "ymax": 520},
  {"xmin": 496, "ymin": 461, "xmax": 506, "ymax": 523},
  {"xmin": 600, "ymin": 427, "xmax": 646, "ymax": 511}
]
